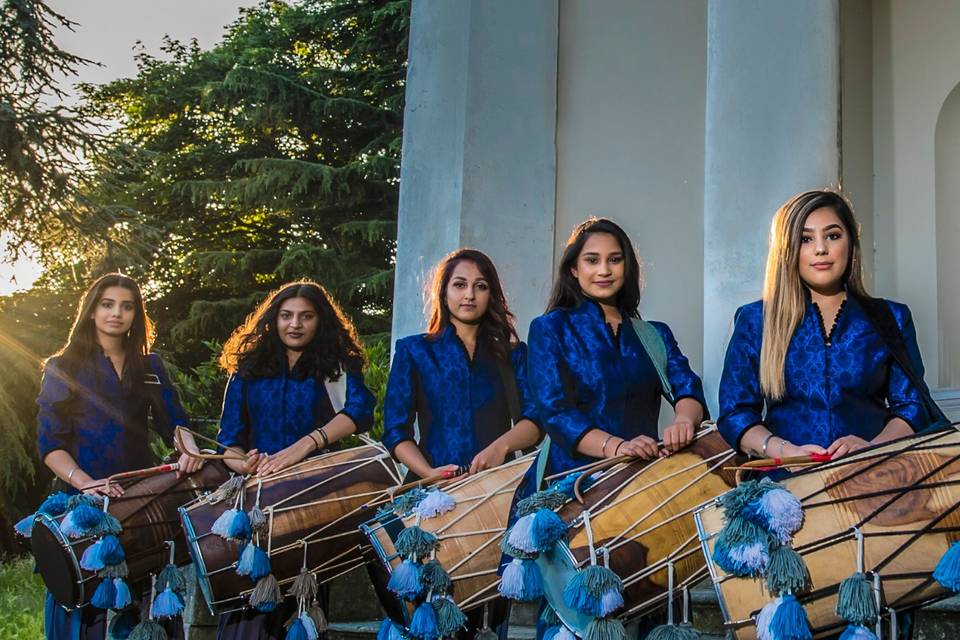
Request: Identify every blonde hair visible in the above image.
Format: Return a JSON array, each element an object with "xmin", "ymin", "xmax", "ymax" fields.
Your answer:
[{"xmin": 759, "ymin": 190, "xmax": 868, "ymax": 399}]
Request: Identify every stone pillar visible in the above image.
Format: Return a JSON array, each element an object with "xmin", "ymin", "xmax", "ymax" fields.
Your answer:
[
  {"xmin": 702, "ymin": 0, "xmax": 841, "ymax": 413},
  {"xmin": 391, "ymin": 0, "xmax": 558, "ymax": 343}
]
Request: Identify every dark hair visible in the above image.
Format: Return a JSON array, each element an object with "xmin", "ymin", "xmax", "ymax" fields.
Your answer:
[
  {"xmin": 48, "ymin": 273, "xmax": 154, "ymax": 394},
  {"xmin": 546, "ymin": 217, "xmax": 643, "ymax": 316},
  {"xmin": 220, "ymin": 280, "xmax": 365, "ymax": 380},
  {"xmin": 426, "ymin": 248, "xmax": 519, "ymax": 362}
]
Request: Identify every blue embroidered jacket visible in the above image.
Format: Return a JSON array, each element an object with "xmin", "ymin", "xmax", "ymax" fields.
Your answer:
[
  {"xmin": 218, "ymin": 362, "xmax": 375, "ymax": 455},
  {"xmin": 381, "ymin": 326, "xmax": 539, "ymax": 469},
  {"xmin": 527, "ymin": 300, "xmax": 708, "ymax": 478},
  {"xmin": 36, "ymin": 352, "xmax": 187, "ymax": 481},
  {"xmin": 718, "ymin": 297, "xmax": 927, "ymax": 453}
]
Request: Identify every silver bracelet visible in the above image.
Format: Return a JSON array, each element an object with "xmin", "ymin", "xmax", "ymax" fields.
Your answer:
[
  {"xmin": 779, "ymin": 438, "xmax": 791, "ymax": 459},
  {"xmin": 761, "ymin": 433, "xmax": 775, "ymax": 457},
  {"xmin": 67, "ymin": 466, "xmax": 79, "ymax": 482}
]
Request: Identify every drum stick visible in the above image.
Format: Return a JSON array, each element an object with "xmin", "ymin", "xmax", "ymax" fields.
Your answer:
[
  {"xmin": 78, "ymin": 462, "xmax": 182, "ymax": 493},
  {"xmin": 176, "ymin": 427, "xmax": 248, "ymax": 461},
  {"xmin": 725, "ymin": 452, "xmax": 832, "ymax": 471}
]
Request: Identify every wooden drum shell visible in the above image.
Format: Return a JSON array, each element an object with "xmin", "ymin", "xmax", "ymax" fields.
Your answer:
[
  {"xmin": 557, "ymin": 429, "xmax": 738, "ymax": 621},
  {"xmin": 696, "ymin": 427, "xmax": 960, "ymax": 639},
  {"xmin": 363, "ymin": 453, "xmax": 536, "ymax": 615},
  {"xmin": 181, "ymin": 444, "xmax": 401, "ymax": 615},
  {"xmin": 32, "ymin": 462, "xmax": 230, "ymax": 609}
]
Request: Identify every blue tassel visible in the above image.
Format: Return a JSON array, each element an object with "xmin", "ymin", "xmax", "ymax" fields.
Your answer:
[
  {"xmin": 387, "ymin": 558, "xmax": 422, "ymax": 600},
  {"xmin": 756, "ymin": 597, "xmax": 781, "ymax": 640},
  {"xmin": 129, "ymin": 619, "xmax": 168, "ymax": 640},
  {"xmin": 742, "ymin": 488, "xmax": 804, "ymax": 544},
  {"xmin": 377, "ymin": 617, "xmax": 405, "ymax": 640},
  {"xmin": 226, "ymin": 509, "xmax": 252, "ymax": 541},
  {"xmin": 419, "ymin": 559, "xmax": 452, "ymax": 594},
  {"xmin": 14, "ymin": 514, "xmax": 35, "ymax": 538},
  {"xmin": 555, "ymin": 627, "xmax": 577, "ymax": 640},
  {"xmin": 410, "ymin": 601, "xmax": 440, "ymax": 640},
  {"xmin": 765, "ymin": 545, "xmax": 809, "ymax": 596},
  {"xmin": 236, "ymin": 542, "xmax": 271, "ymax": 581},
  {"xmin": 433, "ymin": 597, "xmax": 467, "ymax": 636},
  {"xmin": 152, "ymin": 586, "xmax": 184, "ymax": 618},
  {"xmin": 414, "ymin": 489, "xmax": 456, "ymax": 519},
  {"xmin": 530, "ymin": 509, "xmax": 567, "ymax": 551},
  {"xmin": 61, "ymin": 503, "xmax": 105, "ymax": 538},
  {"xmin": 92, "ymin": 578, "xmax": 116, "ymax": 609},
  {"xmin": 395, "ymin": 526, "xmax": 439, "ymax": 559},
  {"xmin": 516, "ymin": 490, "xmax": 569, "ymax": 517},
  {"xmin": 250, "ymin": 574, "xmax": 281, "ymax": 612},
  {"xmin": 600, "ymin": 589, "xmax": 624, "ymax": 616},
  {"xmin": 113, "ymin": 578, "xmax": 132, "ymax": 610},
  {"xmin": 713, "ymin": 516, "xmax": 773, "ymax": 576},
  {"xmin": 563, "ymin": 565, "xmax": 623, "ymax": 617},
  {"xmin": 836, "ymin": 572, "xmax": 877, "ymax": 627},
  {"xmin": 82, "ymin": 535, "xmax": 126, "ymax": 571},
  {"xmin": 838, "ymin": 624, "xmax": 879, "ymax": 640},
  {"xmin": 934, "ymin": 541, "xmax": 960, "ymax": 591},
  {"xmin": 212, "ymin": 508, "xmax": 239, "ymax": 538},
  {"xmin": 90, "ymin": 512, "xmax": 122, "ymax": 537},
  {"xmin": 287, "ymin": 619, "xmax": 309, "ymax": 640},
  {"xmin": 584, "ymin": 617, "xmax": 626, "ymax": 640},
  {"xmin": 38, "ymin": 492, "xmax": 71, "ymax": 516},
  {"xmin": 158, "ymin": 564, "xmax": 187, "ymax": 599},
  {"xmin": 500, "ymin": 558, "xmax": 544, "ymax": 601},
  {"xmin": 719, "ymin": 479, "xmax": 773, "ymax": 520},
  {"xmin": 768, "ymin": 594, "xmax": 812, "ymax": 640},
  {"xmin": 543, "ymin": 627, "xmax": 561, "ymax": 640},
  {"xmin": 108, "ymin": 609, "xmax": 139, "ymax": 639},
  {"xmin": 506, "ymin": 514, "xmax": 536, "ymax": 554}
]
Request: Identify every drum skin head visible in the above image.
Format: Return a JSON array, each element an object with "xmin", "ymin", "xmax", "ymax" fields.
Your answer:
[{"xmin": 32, "ymin": 513, "xmax": 84, "ymax": 608}]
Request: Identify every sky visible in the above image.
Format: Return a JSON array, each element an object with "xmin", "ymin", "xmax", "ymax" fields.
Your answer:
[{"xmin": 0, "ymin": 0, "xmax": 255, "ymax": 296}]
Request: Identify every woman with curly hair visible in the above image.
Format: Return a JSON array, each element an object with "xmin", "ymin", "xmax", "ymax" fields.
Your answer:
[{"xmin": 215, "ymin": 280, "xmax": 375, "ymax": 639}]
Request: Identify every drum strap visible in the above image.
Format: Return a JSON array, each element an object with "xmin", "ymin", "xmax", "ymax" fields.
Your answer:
[
  {"xmin": 851, "ymin": 293, "xmax": 949, "ymax": 431},
  {"xmin": 494, "ymin": 356, "xmax": 522, "ymax": 425},
  {"xmin": 630, "ymin": 318, "xmax": 674, "ymax": 403}
]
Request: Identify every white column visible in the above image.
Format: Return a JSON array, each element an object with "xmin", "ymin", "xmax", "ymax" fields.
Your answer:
[
  {"xmin": 702, "ymin": 0, "xmax": 841, "ymax": 413},
  {"xmin": 391, "ymin": 0, "xmax": 558, "ymax": 343}
]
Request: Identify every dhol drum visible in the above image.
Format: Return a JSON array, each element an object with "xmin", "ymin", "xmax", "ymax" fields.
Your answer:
[
  {"xmin": 180, "ymin": 442, "xmax": 402, "ymax": 614},
  {"xmin": 31, "ymin": 462, "xmax": 230, "ymax": 609},
  {"xmin": 362, "ymin": 452, "xmax": 537, "ymax": 619},
  {"xmin": 532, "ymin": 427, "xmax": 738, "ymax": 634},
  {"xmin": 695, "ymin": 425, "xmax": 960, "ymax": 639}
]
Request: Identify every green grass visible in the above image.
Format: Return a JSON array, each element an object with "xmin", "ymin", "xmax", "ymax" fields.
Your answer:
[{"xmin": 0, "ymin": 556, "xmax": 45, "ymax": 639}]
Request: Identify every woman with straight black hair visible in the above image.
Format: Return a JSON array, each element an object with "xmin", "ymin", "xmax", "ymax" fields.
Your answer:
[
  {"xmin": 525, "ymin": 217, "xmax": 708, "ymax": 480},
  {"xmin": 37, "ymin": 273, "xmax": 202, "ymax": 639}
]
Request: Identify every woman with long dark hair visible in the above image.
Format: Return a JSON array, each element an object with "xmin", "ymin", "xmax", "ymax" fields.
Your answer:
[
  {"xmin": 525, "ymin": 217, "xmax": 707, "ymax": 480},
  {"xmin": 37, "ymin": 273, "xmax": 202, "ymax": 639},
  {"xmin": 380, "ymin": 249, "xmax": 542, "ymax": 639},
  {"xmin": 718, "ymin": 189, "xmax": 940, "ymax": 462},
  {"xmin": 382, "ymin": 248, "xmax": 541, "ymax": 480},
  {"xmin": 215, "ymin": 280, "xmax": 375, "ymax": 638}
]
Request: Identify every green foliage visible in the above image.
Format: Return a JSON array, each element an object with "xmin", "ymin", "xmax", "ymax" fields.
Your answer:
[
  {"xmin": 0, "ymin": 0, "xmax": 111, "ymax": 257},
  {"xmin": 63, "ymin": 0, "xmax": 409, "ymax": 367},
  {"xmin": 0, "ymin": 556, "xmax": 45, "ymax": 638}
]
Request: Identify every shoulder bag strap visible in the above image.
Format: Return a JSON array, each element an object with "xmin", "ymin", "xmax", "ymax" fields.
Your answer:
[
  {"xmin": 852, "ymin": 294, "xmax": 949, "ymax": 429},
  {"xmin": 630, "ymin": 317, "xmax": 674, "ymax": 403}
]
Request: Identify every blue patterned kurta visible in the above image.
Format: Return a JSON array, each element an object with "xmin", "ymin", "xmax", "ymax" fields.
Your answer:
[
  {"xmin": 36, "ymin": 352, "xmax": 187, "ymax": 480},
  {"xmin": 526, "ymin": 300, "xmax": 708, "ymax": 478},
  {"xmin": 217, "ymin": 365, "xmax": 375, "ymax": 455},
  {"xmin": 36, "ymin": 351, "xmax": 187, "ymax": 640},
  {"xmin": 381, "ymin": 326, "xmax": 538, "ymax": 469},
  {"xmin": 718, "ymin": 297, "xmax": 927, "ymax": 453}
]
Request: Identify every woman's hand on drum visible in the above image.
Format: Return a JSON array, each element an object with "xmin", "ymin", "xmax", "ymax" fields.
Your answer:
[
  {"xmin": 826, "ymin": 435, "xmax": 870, "ymax": 460},
  {"xmin": 232, "ymin": 448, "xmax": 262, "ymax": 475},
  {"xmin": 618, "ymin": 435, "xmax": 660, "ymax": 460},
  {"xmin": 469, "ymin": 441, "xmax": 508, "ymax": 475},
  {"xmin": 660, "ymin": 419, "xmax": 695, "ymax": 456},
  {"xmin": 256, "ymin": 439, "xmax": 313, "ymax": 476},
  {"xmin": 175, "ymin": 427, "xmax": 205, "ymax": 477},
  {"xmin": 82, "ymin": 479, "xmax": 124, "ymax": 498}
]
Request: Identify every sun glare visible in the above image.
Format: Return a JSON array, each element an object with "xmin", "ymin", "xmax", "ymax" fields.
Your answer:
[{"xmin": 0, "ymin": 234, "xmax": 43, "ymax": 297}]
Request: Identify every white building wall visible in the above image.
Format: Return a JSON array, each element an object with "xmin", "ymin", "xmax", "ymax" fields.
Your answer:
[{"xmin": 554, "ymin": 0, "xmax": 708, "ymax": 380}]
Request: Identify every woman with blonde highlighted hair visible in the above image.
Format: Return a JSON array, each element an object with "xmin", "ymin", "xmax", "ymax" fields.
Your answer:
[{"xmin": 718, "ymin": 189, "xmax": 943, "ymax": 463}]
